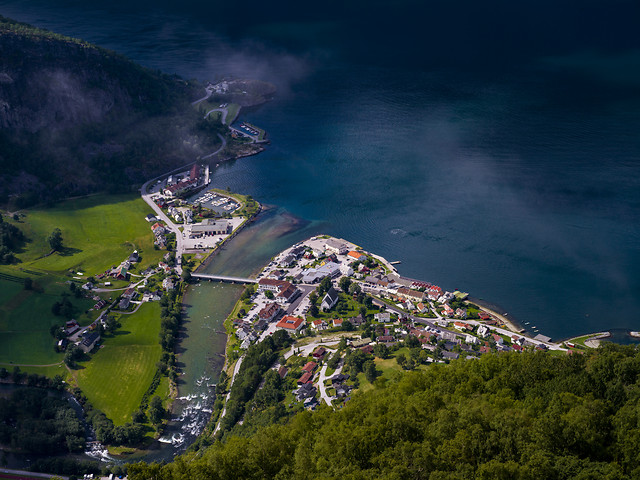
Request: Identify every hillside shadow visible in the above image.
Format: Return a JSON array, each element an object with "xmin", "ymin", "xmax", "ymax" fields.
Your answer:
[{"xmin": 58, "ymin": 247, "xmax": 82, "ymax": 257}]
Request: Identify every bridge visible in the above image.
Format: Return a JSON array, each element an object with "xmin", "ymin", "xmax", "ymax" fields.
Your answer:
[{"xmin": 192, "ymin": 273, "xmax": 257, "ymax": 284}]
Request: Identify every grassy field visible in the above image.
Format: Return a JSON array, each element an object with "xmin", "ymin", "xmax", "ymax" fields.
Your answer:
[
  {"xmin": 0, "ymin": 274, "xmax": 94, "ymax": 365},
  {"xmin": 76, "ymin": 302, "xmax": 164, "ymax": 425},
  {"xmin": 9, "ymin": 194, "xmax": 163, "ymax": 275}
]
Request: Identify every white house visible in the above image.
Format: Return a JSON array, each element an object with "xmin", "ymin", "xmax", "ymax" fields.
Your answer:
[{"xmin": 321, "ymin": 286, "xmax": 339, "ymax": 311}]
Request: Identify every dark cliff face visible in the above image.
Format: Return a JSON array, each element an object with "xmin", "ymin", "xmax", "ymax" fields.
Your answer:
[{"xmin": 0, "ymin": 16, "xmax": 220, "ymax": 207}]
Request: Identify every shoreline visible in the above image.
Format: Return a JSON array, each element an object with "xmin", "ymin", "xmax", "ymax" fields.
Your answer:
[{"xmin": 467, "ymin": 297, "xmax": 525, "ymax": 334}]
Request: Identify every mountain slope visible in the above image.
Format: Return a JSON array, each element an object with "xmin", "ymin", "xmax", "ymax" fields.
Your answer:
[
  {"xmin": 0, "ymin": 15, "xmax": 222, "ymax": 206},
  {"xmin": 128, "ymin": 345, "xmax": 640, "ymax": 480}
]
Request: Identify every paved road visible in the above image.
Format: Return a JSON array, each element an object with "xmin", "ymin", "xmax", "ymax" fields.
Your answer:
[
  {"xmin": 191, "ymin": 85, "xmax": 214, "ymax": 106},
  {"xmin": 317, "ymin": 360, "xmax": 339, "ymax": 407},
  {"xmin": 214, "ymin": 356, "xmax": 243, "ymax": 434},
  {"xmin": 204, "ymin": 107, "xmax": 229, "ymax": 125},
  {"xmin": 202, "ymin": 133, "xmax": 227, "ymax": 160}
]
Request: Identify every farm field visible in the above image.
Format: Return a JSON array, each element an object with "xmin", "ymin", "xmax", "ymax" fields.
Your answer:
[
  {"xmin": 75, "ymin": 302, "xmax": 165, "ymax": 425},
  {"xmin": 0, "ymin": 274, "xmax": 94, "ymax": 365},
  {"xmin": 9, "ymin": 194, "xmax": 163, "ymax": 275}
]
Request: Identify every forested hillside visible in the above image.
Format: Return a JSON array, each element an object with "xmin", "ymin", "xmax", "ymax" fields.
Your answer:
[
  {"xmin": 129, "ymin": 345, "xmax": 640, "ymax": 479},
  {"xmin": 0, "ymin": 15, "xmax": 223, "ymax": 207}
]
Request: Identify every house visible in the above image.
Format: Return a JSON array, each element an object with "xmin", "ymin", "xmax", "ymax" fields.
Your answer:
[
  {"xmin": 295, "ymin": 382, "xmax": 317, "ymax": 400},
  {"xmin": 324, "ymin": 238, "xmax": 349, "ymax": 255},
  {"xmin": 80, "ymin": 332, "xmax": 101, "ymax": 353},
  {"xmin": 339, "ymin": 264, "xmax": 354, "ymax": 277},
  {"xmin": 302, "ymin": 361, "xmax": 318, "ymax": 373},
  {"xmin": 491, "ymin": 333, "xmax": 504, "ymax": 345},
  {"xmin": 278, "ymin": 366, "xmax": 289, "ymax": 379},
  {"xmin": 151, "ymin": 222, "xmax": 165, "ymax": 235},
  {"xmin": 65, "ymin": 320, "xmax": 80, "ymax": 336},
  {"xmin": 347, "ymin": 314, "xmax": 365, "ymax": 327},
  {"xmin": 360, "ymin": 345, "xmax": 374, "ymax": 355},
  {"xmin": 378, "ymin": 335, "xmax": 395, "ymax": 343},
  {"xmin": 442, "ymin": 351, "xmax": 459, "ymax": 360},
  {"xmin": 477, "ymin": 325, "xmax": 491, "ymax": 337},
  {"xmin": 397, "ymin": 287, "xmax": 424, "ymax": 302},
  {"xmin": 427, "ymin": 285, "xmax": 443, "ymax": 300},
  {"xmin": 267, "ymin": 270, "xmax": 285, "ymax": 280},
  {"xmin": 347, "ymin": 251, "xmax": 363, "ymax": 261},
  {"xmin": 374, "ymin": 312, "xmax": 391, "ymax": 323},
  {"xmin": 258, "ymin": 278, "xmax": 288, "ymax": 293},
  {"xmin": 478, "ymin": 311, "xmax": 491, "ymax": 320},
  {"xmin": 163, "ymin": 278, "xmax": 175, "ymax": 291},
  {"xmin": 332, "ymin": 318, "xmax": 343, "ymax": 328},
  {"xmin": 118, "ymin": 297, "xmax": 131, "ymax": 310},
  {"xmin": 279, "ymin": 254, "xmax": 295, "ymax": 267},
  {"xmin": 297, "ymin": 371, "xmax": 314, "ymax": 385},
  {"xmin": 455, "ymin": 308, "xmax": 467, "ymax": 319},
  {"xmin": 113, "ymin": 265, "xmax": 128, "ymax": 280},
  {"xmin": 442, "ymin": 304, "xmax": 454, "ymax": 317},
  {"xmin": 312, "ymin": 319, "xmax": 328, "ymax": 330},
  {"xmin": 480, "ymin": 345, "xmax": 492, "ymax": 354},
  {"xmin": 189, "ymin": 163, "xmax": 200, "ymax": 181},
  {"xmin": 123, "ymin": 288, "xmax": 136, "ymax": 299},
  {"xmin": 321, "ymin": 286, "xmax": 339, "ymax": 311},
  {"xmin": 312, "ymin": 347, "xmax": 327, "ymax": 360},
  {"xmin": 416, "ymin": 302, "xmax": 428, "ymax": 313},
  {"xmin": 454, "ymin": 321, "xmax": 471, "ymax": 332},
  {"xmin": 259, "ymin": 303, "xmax": 281, "ymax": 322},
  {"xmin": 331, "ymin": 373, "xmax": 350, "ymax": 386},
  {"xmin": 275, "ymin": 315, "xmax": 305, "ymax": 334},
  {"xmin": 351, "ymin": 337, "xmax": 371, "ymax": 348},
  {"xmin": 57, "ymin": 338, "xmax": 69, "ymax": 351},
  {"xmin": 276, "ymin": 284, "xmax": 300, "ymax": 305},
  {"xmin": 128, "ymin": 251, "xmax": 140, "ymax": 263},
  {"xmin": 145, "ymin": 214, "xmax": 157, "ymax": 222},
  {"xmin": 466, "ymin": 334, "xmax": 480, "ymax": 345}
]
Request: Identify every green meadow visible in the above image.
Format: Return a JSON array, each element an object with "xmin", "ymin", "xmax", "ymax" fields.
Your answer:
[
  {"xmin": 0, "ymin": 273, "xmax": 94, "ymax": 365},
  {"xmin": 75, "ymin": 302, "xmax": 166, "ymax": 425},
  {"xmin": 11, "ymin": 194, "xmax": 163, "ymax": 275}
]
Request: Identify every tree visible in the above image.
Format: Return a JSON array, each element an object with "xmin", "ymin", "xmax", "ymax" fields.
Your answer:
[
  {"xmin": 265, "ymin": 290, "xmax": 274, "ymax": 299},
  {"xmin": 338, "ymin": 276, "xmax": 351, "ymax": 292},
  {"xmin": 364, "ymin": 360, "xmax": 379, "ymax": 383},
  {"xmin": 309, "ymin": 303, "xmax": 319, "ymax": 317},
  {"xmin": 148, "ymin": 396, "xmax": 165, "ymax": 426},
  {"xmin": 24, "ymin": 277, "xmax": 33, "ymax": 290},
  {"xmin": 374, "ymin": 344, "xmax": 390, "ymax": 359},
  {"xmin": 318, "ymin": 276, "xmax": 332, "ymax": 296},
  {"xmin": 47, "ymin": 228, "xmax": 63, "ymax": 251},
  {"xmin": 181, "ymin": 268, "xmax": 191, "ymax": 282},
  {"xmin": 349, "ymin": 282, "xmax": 361, "ymax": 295}
]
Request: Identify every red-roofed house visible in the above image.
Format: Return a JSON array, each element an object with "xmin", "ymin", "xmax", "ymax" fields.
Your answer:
[
  {"xmin": 478, "ymin": 311, "xmax": 491, "ymax": 320},
  {"xmin": 275, "ymin": 316, "xmax": 305, "ymax": 333},
  {"xmin": 347, "ymin": 251, "xmax": 363, "ymax": 261},
  {"xmin": 491, "ymin": 333, "xmax": 504, "ymax": 345},
  {"xmin": 312, "ymin": 347, "xmax": 326, "ymax": 360},
  {"xmin": 297, "ymin": 371, "xmax": 313, "ymax": 385},
  {"xmin": 332, "ymin": 318, "xmax": 343, "ymax": 328},
  {"xmin": 302, "ymin": 361, "xmax": 318, "ymax": 373},
  {"xmin": 276, "ymin": 283, "xmax": 300, "ymax": 305},
  {"xmin": 312, "ymin": 319, "xmax": 328, "ymax": 330}
]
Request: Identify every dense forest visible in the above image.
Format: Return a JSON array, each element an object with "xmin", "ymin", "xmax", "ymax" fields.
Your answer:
[
  {"xmin": 129, "ymin": 345, "xmax": 640, "ymax": 479},
  {"xmin": 0, "ymin": 213, "xmax": 24, "ymax": 263},
  {"xmin": 0, "ymin": 15, "xmax": 222, "ymax": 207},
  {"xmin": 0, "ymin": 387, "xmax": 85, "ymax": 454}
]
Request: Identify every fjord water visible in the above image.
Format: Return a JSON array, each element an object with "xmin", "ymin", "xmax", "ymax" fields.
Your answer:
[{"xmin": 2, "ymin": 1, "xmax": 639, "ymax": 343}]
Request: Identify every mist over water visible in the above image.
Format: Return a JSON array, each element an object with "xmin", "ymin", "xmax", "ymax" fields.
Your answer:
[{"xmin": 2, "ymin": 0, "xmax": 639, "ymax": 341}]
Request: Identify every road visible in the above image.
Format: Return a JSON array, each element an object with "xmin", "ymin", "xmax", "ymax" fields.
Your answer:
[
  {"xmin": 317, "ymin": 360, "xmax": 339, "ymax": 407},
  {"xmin": 191, "ymin": 85, "xmax": 214, "ymax": 106},
  {"xmin": 214, "ymin": 356, "xmax": 243, "ymax": 434},
  {"xmin": 204, "ymin": 107, "xmax": 229, "ymax": 125}
]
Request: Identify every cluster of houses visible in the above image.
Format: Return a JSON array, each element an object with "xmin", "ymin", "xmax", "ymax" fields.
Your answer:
[
  {"xmin": 163, "ymin": 164, "xmax": 201, "ymax": 198},
  {"xmin": 151, "ymin": 222, "xmax": 168, "ymax": 248}
]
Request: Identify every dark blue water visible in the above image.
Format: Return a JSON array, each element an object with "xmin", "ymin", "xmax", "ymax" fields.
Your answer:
[{"xmin": 2, "ymin": 0, "xmax": 639, "ymax": 340}]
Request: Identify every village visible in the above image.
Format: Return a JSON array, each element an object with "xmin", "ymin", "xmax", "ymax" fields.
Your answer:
[
  {"xmin": 222, "ymin": 235, "xmax": 567, "ymax": 412},
  {"xmin": 54, "ymin": 164, "xmax": 251, "ymax": 360}
]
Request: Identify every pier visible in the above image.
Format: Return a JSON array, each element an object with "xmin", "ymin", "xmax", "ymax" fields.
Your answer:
[{"xmin": 191, "ymin": 273, "xmax": 257, "ymax": 284}]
